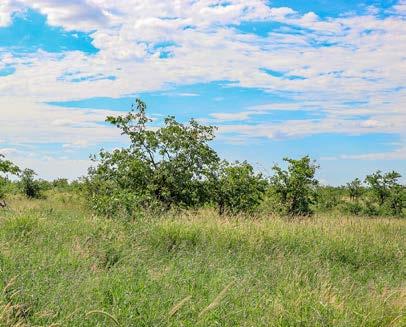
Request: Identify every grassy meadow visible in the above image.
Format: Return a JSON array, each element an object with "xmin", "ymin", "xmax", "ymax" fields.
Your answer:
[{"xmin": 0, "ymin": 192, "xmax": 405, "ymax": 326}]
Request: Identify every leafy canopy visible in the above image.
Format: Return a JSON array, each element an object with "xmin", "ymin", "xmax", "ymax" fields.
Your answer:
[
  {"xmin": 0, "ymin": 154, "xmax": 20, "ymax": 200},
  {"xmin": 215, "ymin": 161, "xmax": 268, "ymax": 215},
  {"xmin": 20, "ymin": 168, "xmax": 42, "ymax": 199},
  {"xmin": 271, "ymin": 156, "xmax": 319, "ymax": 216},
  {"xmin": 87, "ymin": 99, "xmax": 220, "ymax": 215},
  {"xmin": 365, "ymin": 170, "xmax": 401, "ymax": 206}
]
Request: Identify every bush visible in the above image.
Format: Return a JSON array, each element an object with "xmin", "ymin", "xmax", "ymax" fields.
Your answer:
[
  {"xmin": 342, "ymin": 202, "xmax": 363, "ymax": 215},
  {"xmin": 271, "ymin": 156, "xmax": 319, "ymax": 216},
  {"xmin": 365, "ymin": 170, "xmax": 401, "ymax": 206},
  {"xmin": 214, "ymin": 161, "xmax": 268, "ymax": 215},
  {"xmin": 385, "ymin": 185, "xmax": 405, "ymax": 216},
  {"xmin": 316, "ymin": 186, "xmax": 343, "ymax": 212},
  {"xmin": 20, "ymin": 169, "xmax": 42, "ymax": 199},
  {"xmin": 364, "ymin": 170, "xmax": 404, "ymax": 216},
  {"xmin": 346, "ymin": 178, "xmax": 363, "ymax": 202},
  {"xmin": 0, "ymin": 154, "xmax": 20, "ymax": 204}
]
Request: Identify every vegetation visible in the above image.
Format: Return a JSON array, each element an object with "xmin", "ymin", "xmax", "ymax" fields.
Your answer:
[
  {"xmin": 86, "ymin": 99, "xmax": 268, "ymax": 217},
  {"xmin": 0, "ymin": 99, "xmax": 405, "ymax": 325},
  {"xmin": 215, "ymin": 161, "xmax": 268, "ymax": 215},
  {"xmin": 271, "ymin": 156, "xmax": 319, "ymax": 216},
  {"xmin": 84, "ymin": 100, "xmax": 405, "ymax": 219},
  {"xmin": 0, "ymin": 194, "xmax": 405, "ymax": 326},
  {"xmin": 0, "ymin": 154, "xmax": 20, "ymax": 206},
  {"xmin": 20, "ymin": 169, "xmax": 43, "ymax": 199}
]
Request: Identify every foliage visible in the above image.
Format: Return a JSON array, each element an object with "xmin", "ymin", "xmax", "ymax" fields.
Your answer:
[
  {"xmin": 342, "ymin": 202, "xmax": 363, "ymax": 215},
  {"xmin": 0, "ymin": 154, "xmax": 20, "ymax": 201},
  {"xmin": 316, "ymin": 186, "xmax": 343, "ymax": 212},
  {"xmin": 365, "ymin": 170, "xmax": 401, "ymax": 206},
  {"xmin": 364, "ymin": 170, "xmax": 404, "ymax": 216},
  {"xmin": 52, "ymin": 178, "xmax": 70, "ymax": 189},
  {"xmin": 20, "ymin": 169, "xmax": 42, "ymax": 199},
  {"xmin": 346, "ymin": 178, "xmax": 363, "ymax": 202},
  {"xmin": 271, "ymin": 156, "xmax": 319, "ymax": 216},
  {"xmin": 385, "ymin": 184, "xmax": 405, "ymax": 216},
  {"xmin": 87, "ymin": 99, "xmax": 221, "ymax": 216},
  {"xmin": 214, "ymin": 161, "xmax": 268, "ymax": 215}
]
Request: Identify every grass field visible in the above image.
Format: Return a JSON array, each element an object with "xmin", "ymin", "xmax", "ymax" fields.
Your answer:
[{"xmin": 0, "ymin": 192, "xmax": 405, "ymax": 326}]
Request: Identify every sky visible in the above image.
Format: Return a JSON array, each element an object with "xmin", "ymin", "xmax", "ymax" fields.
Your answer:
[{"xmin": 0, "ymin": 0, "xmax": 405, "ymax": 185}]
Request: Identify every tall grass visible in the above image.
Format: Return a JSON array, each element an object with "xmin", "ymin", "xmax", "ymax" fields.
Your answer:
[{"xmin": 0, "ymin": 193, "xmax": 404, "ymax": 326}]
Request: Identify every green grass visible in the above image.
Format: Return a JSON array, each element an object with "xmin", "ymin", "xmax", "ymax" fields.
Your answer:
[{"xmin": 0, "ymin": 193, "xmax": 405, "ymax": 326}]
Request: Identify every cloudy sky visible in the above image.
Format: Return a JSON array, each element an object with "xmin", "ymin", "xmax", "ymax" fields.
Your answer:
[{"xmin": 0, "ymin": 0, "xmax": 405, "ymax": 184}]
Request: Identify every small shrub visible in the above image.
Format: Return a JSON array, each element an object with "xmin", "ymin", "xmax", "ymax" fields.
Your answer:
[
  {"xmin": 214, "ymin": 161, "xmax": 268, "ymax": 215},
  {"xmin": 20, "ymin": 169, "xmax": 42, "ymax": 199},
  {"xmin": 362, "ymin": 200, "xmax": 381, "ymax": 217},
  {"xmin": 317, "ymin": 186, "xmax": 343, "ymax": 212},
  {"xmin": 342, "ymin": 202, "xmax": 363, "ymax": 216},
  {"xmin": 384, "ymin": 185, "xmax": 405, "ymax": 216},
  {"xmin": 271, "ymin": 156, "xmax": 319, "ymax": 216},
  {"xmin": 365, "ymin": 170, "xmax": 401, "ymax": 206},
  {"xmin": 364, "ymin": 170, "xmax": 404, "ymax": 216},
  {"xmin": 346, "ymin": 178, "xmax": 363, "ymax": 202},
  {"xmin": 0, "ymin": 154, "xmax": 20, "ymax": 203}
]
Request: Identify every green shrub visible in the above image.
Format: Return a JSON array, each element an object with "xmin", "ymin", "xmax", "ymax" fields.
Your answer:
[
  {"xmin": 20, "ymin": 169, "xmax": 42, "ymax": 199},
  {"xmin": 316, "ymin": 186, "xmax": 343, "ymax": 212},
  {"xmin": 271, "ymin": 156, "xmax": 319, "ymax": 216},
  {"xmin": 384, "ymin": 185, "xmax": 405, "ymax": 216},
  {"xmin": 214, "ymin": 161, "xmax": 268, "ymax": 215},
  {"xmin": 342, "ymin": 202, "xmax": 363, "ymax": 216},
  {"xmin": 346, "ymin": 178, "xmax": 363, "ymax": 202},
  {"xmin": 364, "ymin": 170, "xmax": 404, "ymax": 216},
  {"xmin": 0, "ymin": 154, "xmax": 20, "ymax": 203}
]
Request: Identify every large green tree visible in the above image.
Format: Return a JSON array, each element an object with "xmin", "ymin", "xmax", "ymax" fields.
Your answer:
[{"xmin": 87, "ymin": 99, "xmax": 220, "ymax": 216}]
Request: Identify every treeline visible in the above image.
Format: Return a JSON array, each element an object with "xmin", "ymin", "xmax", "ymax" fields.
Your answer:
[{"xmin": 1, "ymin": 99, "xmax": 405, "ymax": 217}]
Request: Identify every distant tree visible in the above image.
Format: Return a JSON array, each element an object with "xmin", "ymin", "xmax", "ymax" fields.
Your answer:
[
  {"xmin": 52, "ymin": 178, "xmax": 69, "ymax": 189},
  {"xmin": 365, "ymin": 170, "xmax": 401, "ymax": 206},
  {"xmin": 347, "ymin": 178, "xmax": 363, "ymax": 201},
  {"xmin": 20, "ymin": 169, "xmax": 42, "ymax": 199},
  {"xmin": 0, "ymin": 154, "xmax": 20, "ymax": 206},
  {"xmin": 271, "ymin": 156, "xmax": 319, "ymax": 216},
  {"xmin": 386, "ymin": 184, "xmax": 405, "ymax": 216},
  {"xmin": 214, "ymin": 161, "xmax": 268, "ymax": 215}
]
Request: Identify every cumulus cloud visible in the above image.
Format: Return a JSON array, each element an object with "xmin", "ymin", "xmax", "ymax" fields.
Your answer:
[
  {"xmin": 0, "ymin": 97, "xmax": 121, "ymax": 144},
  {"xmin": 0, "ymin": 0, "xmax": 406, "ymax": 177}
]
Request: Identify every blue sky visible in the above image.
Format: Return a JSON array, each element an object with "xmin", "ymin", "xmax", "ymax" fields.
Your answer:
[{"xmin": 0, "ymin": 0, "xmax": 405, "ymax": 184}]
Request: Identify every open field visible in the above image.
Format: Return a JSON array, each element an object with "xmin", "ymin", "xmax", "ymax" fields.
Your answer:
[{"xmin": 0, "ymin": 193, "xmax": 405, "ymax": 326}]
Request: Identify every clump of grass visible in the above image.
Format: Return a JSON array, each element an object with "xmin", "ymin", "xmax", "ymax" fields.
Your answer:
[
  {"xmin": 86, "ymin": 310, "xmax": 120, "ymax": 326},
  {"xmin": 199, "ymin": 281, "xmax": 235, "ymax": 318},
  {"xmin": 0, "ymin": 277, "xmax": 31, "ymax": 327},
  {"xmin": 168, "ymin": 295, "xmax": 191, "ymax": 317},
  {"xmin": 0, "ymin": 215, "xmax": 40, "ymax": 240}
]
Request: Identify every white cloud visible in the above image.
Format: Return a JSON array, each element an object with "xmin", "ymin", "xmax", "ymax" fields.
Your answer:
[
  {"xmin": 0, "ymin": 0, "xmax": 406, "ymax": 177},
  {"xmin": 0, "ymin": 97, "xmax": 122, "ymax": 144},
  {"xmin": 4, "ymin": 152, "xmax": 92, "ymax": 180},
  {"xmin": 340, "ymin": 146, "xmax": 406, "ymax": 160}
]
